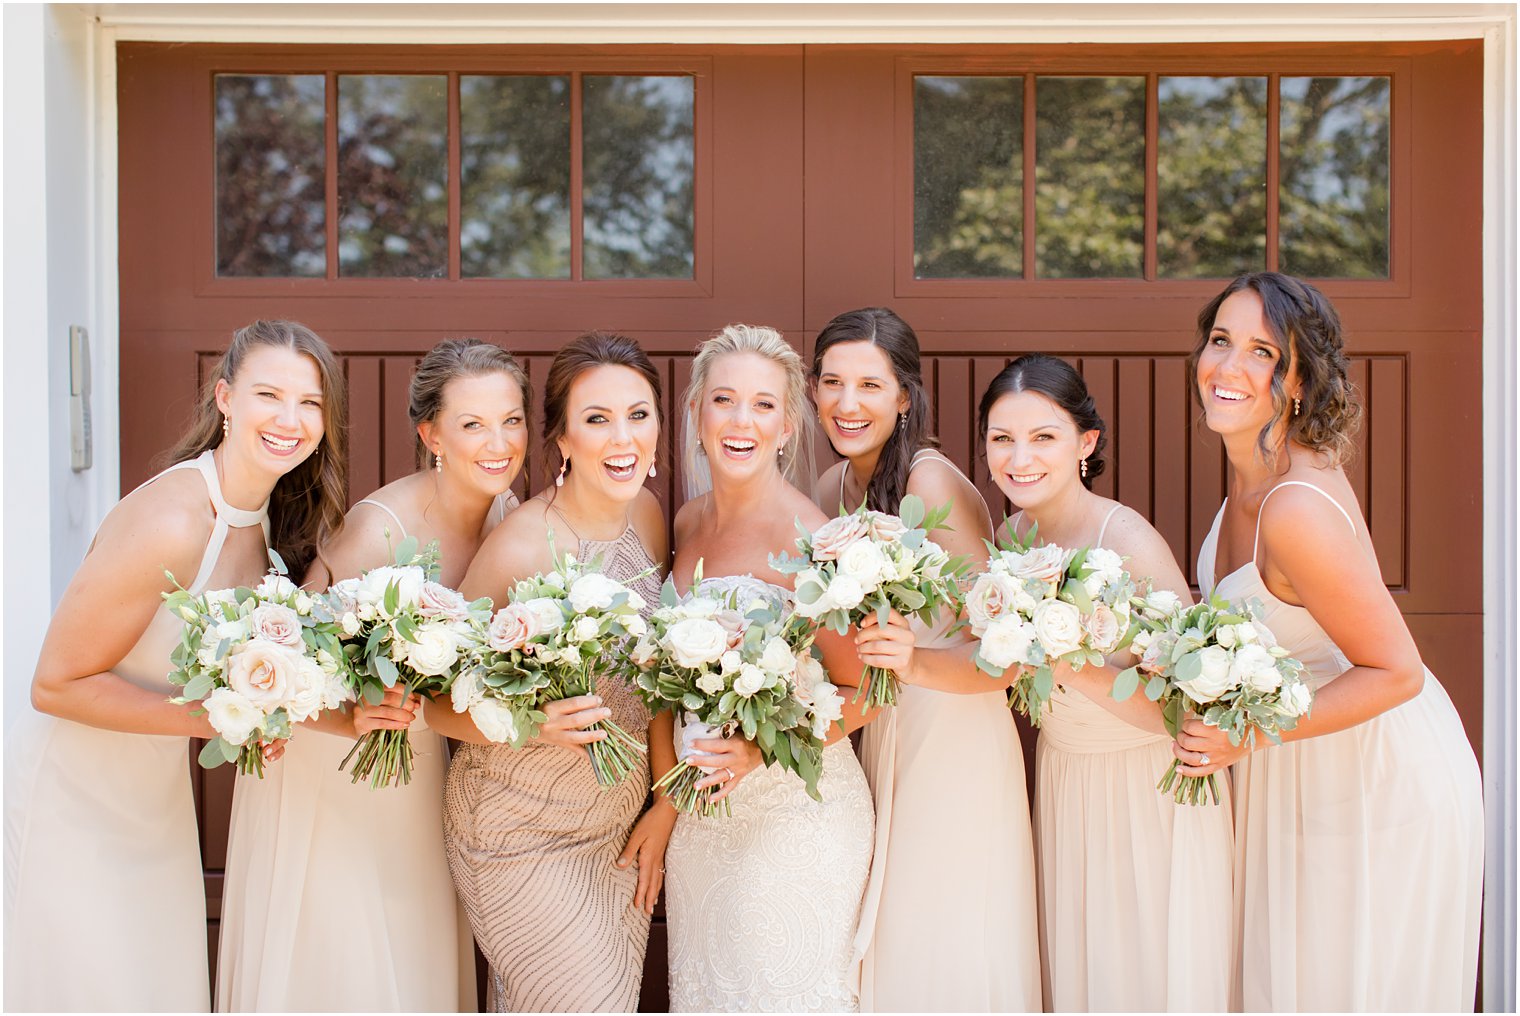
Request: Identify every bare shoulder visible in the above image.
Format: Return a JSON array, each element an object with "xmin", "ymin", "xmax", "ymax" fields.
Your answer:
[
  {"xmin": 905, "ymin": 452, "xmax": 974, "ymax": 502},
  {"xmin": 630, "ymin": 486, "xmax": 669, "ymax": 564},
  {"xmin": 1100, "ymin": 503, "xmax": 1189, "ymax": 594},
  {"xmin": 814, "ymin": 461, "xmax": 846, "ymax": 512},
  {"xmin": 780, "ymin": 483, "xmax": 830, "ymax": 533},
  {"xmin": 100, "ymin": 468, "xmax": 218, "ymax": 583},
  {"xmin": 674, "ymin": 493, "xmax": 709, "ymax": 545}
]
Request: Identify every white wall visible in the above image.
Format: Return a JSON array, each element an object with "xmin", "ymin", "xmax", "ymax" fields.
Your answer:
[{"xmin": 2, "ymin": 4, "xmax": 103, "ymax": 729}]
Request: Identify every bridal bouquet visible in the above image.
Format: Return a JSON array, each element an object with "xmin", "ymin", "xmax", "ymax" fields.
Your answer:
[
  {"xmin": 963, "ymin": 530, "xmax": 1140, "ymax": 725},
  {"xmin": 165, "ymin": 551, "xmax": 350, "ymax": 777},
  {"xmin": 1111, "ymin": 592, "xmax": 1312, "ymax": 805},
  {"xmin": 771, "ymin": 494, "xmax": 965, "ymax": 710},
  {"xmin": 449, "ymin": 547, "xmax": 651, "ymax": 788},
  {"xmin": 326, "ymin": 537, "xmax": 490, "ymax": 788},
  {"xmin": 625, "ymin": 568, "xmax": 845, "ymax": 817}
]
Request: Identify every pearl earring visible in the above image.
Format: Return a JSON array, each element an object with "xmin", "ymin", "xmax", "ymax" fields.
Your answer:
[
  {"xmin": 435, "ymin": 451, "xmax": 443, "ymax": 473},
  {"xmin": 222, "ymin": 415, "xmax": 230, "ymax": 438},
  {"xmin": 898, "ymin": 411, "xmax": 908, "ymax": 431},
  {"xmin": 1294, "ymin": 396, "xmax": 1302, "ymax": 416},
  {"xmin": 556, "ymin": 459, "xmax": 568, "ymax": 487},
  {"xmin": 1080, "ymin": 458, "xmax": 1089, "ymax": 479}
]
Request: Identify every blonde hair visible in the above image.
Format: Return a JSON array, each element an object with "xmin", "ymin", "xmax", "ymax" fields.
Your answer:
[{"xmin": 681, "ymin": 324, "xmax": 816, "ymax": 500}]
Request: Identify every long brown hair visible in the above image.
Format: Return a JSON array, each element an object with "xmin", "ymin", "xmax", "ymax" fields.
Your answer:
[
  {"xmin": 541, "ymin": 331, "xmax": 663, "ymax": 494},
  {"xmin": 161, "ymin": 320, "xmax": 348, "ymax": 577}
]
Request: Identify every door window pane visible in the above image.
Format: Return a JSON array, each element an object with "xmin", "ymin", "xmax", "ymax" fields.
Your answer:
[
  {"xmin": 1279, "ymin": 76, "xmax": 1390, "ymax": 278},
  {"xmin": 460, "ymin": 75, "xmax": 572, "ymax": 279},
  {"xmin": 582, "ymin": 75, "xmax": 695, "ymax": 279},
  {"xmin": 913, "ymin": 76, "xmax": 1023, "ymax": 279},
  {"xmin": 1157, "ymin": 76, "xmax": 1268, "ymax": 278},
  {"xmin": 337, "ymin": 75, "xmax": 448, "ymax": 278},
  {"xmin": 1035, "ymin": 76, "xmax": 1145, "ymax": 278},
  {"xmin": 215, "ymin": 74, "xmax": 326, "ymax": 277}
]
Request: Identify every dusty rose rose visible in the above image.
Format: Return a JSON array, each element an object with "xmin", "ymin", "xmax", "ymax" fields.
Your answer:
[
  {"xmin": 713, "ymin": 609, "xmax": 748, "ymax": 650},
  {"xmin": 1081, "ymin": 601, "xmax": 1122, "ymax": 655},
  {"xmin": 1139, "ymin": 634, "xmax": 1170, "ymax": 674},
  {"xmin": 488, "ymin": 603, "xmax": 540, "ymax": 653},
  {"xmin": 965, "ymin": 573, "xmax": 1021, "ymax": 633},
  {"xmin": 810, "ymin": 513, "xmax": 871, "ymax": 560},
  {"xmin": 865, "ymin": 511, "xmax": 907, "ymax": 542},
  {"xmin": 248, "ymin": 603, "xmax": 303, "ymax": 648},
  {"xmin": 419, "ymin": 581, "xmax": 471, "ymax": 622},
  {"xmin": 1008, "ymin": 544, "xmax": 1070, "ymax": 587}
]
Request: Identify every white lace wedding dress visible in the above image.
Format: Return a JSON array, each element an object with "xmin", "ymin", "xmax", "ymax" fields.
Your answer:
[{"xmin": 664, "ymin": 574, "xmax": 876, "ymax": 1012}]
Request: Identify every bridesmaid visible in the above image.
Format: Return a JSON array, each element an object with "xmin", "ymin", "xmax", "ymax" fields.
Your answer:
[
  {"xmin": 428, "ymin": 331, "xmax": 758, "ymax": 1013},
  {"xmin": 664, "ymin": 324, "xmax": 875, "ymax": 1012},
  {"xmin": 809, "ymin": 307, "xmax": 1040, "ymax": 1011},
  {"xmin": 863, "ymin": 354, "xmax": 1231, "ymax": 1011},
  {"xmin": 1179, "ymin": 272, "xmax": 1483, "ymax": 1011},
  {"xmin": 4, "ymin": 320, "xmax": 346, "ymax": 1011},
  {"xmin": 215, "ymin": 338, "xmax": 524, "ymax": 1011}
]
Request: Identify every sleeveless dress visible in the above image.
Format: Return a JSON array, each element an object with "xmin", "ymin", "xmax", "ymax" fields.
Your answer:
[
  {"xmin": 4, "ymin": 449, "xmax": 266, "ymax": 1012},
  {"xmin": 665, "ymin": 574, "xmax": 876, "ymax": 1013},
  {"xmin": 1200, "ymin": 481, "xmax": 1483, "ymax": 1012},
  {"xmin": 215, "ymin": 496, "xmax": 503, "ymax": 1012},
  {"xmin": 1035, "ymin": 504, "xmax": 1233, "ymax": 1012},
  {"xmin": 442, "ymin": 521, "xmax": 660, "ymax": 1013},
  {"xmin": 849, "ymin": 451, "xmax": 1042, "ymax": 1012}
]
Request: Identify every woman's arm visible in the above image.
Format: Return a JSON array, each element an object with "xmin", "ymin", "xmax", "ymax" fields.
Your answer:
[{"xmin": 617, "ymin": 709, "xmax": 679, "ymax": 915}]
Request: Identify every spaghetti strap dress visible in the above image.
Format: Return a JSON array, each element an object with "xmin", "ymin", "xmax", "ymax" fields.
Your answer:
[
  {"xmin": 1035, "ymin": 503, "xmax": 1233, "ymax": 1012},
  {"xmin": 442, "ymin": 518, "xmax": 660, "ymax": 1012},
  {"xmin": 214, "ymin": 494, "xmax": 507, "ymax": 1011},
  {"xmin": 850, "ymin": 450, "xmax": 1041, "ymax": 1012},
  {"xmin": 1199, "ymin": 481, "xmax": 1483, "ymax": 1011},
  {"xmin": 4, "ymin": 449, "xmax": 266, "ymax": 1012}
]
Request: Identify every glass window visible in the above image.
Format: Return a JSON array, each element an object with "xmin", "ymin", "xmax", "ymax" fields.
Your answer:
[
  {"xmin": 214, "ymin": 74, "xmax": 326, "ymax": 277},
  {"xmin": 337, "ymin": 75, "xmax": 448, "ymax": 278},
  {"xmin": 912, "ymin": 76, "xmax": 1023, "ymax": 279},
  {"xmin": 1279, "ymin": 76, "xmax": 1391, "ymax": 278},
  {"xmin": 1035, "ymin": 76, "xmax": 1145, "ymax": 279},
  {"xmin": 1157, "ymin": 76, "xmax": 1268, "ymax": 278},
  {"xmin": 581, "ymin": 75, "xmax": 695, "ymax": 280},
  {"xmin": 460, "ymin": 75, "xmax": 572, "ymax": 279}
]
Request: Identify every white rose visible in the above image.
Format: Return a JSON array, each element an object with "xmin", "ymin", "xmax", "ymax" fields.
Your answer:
[
  {"xmin": 791, "ymin": 571, "xmax": 833, "ymax": 619},
  {"xmin": 1141, "ymin": 589, "xmax": 1182, "ymax": 620},
  {"xmin": 197, "ymin": 618, "xmax": 251, "ymax": 669},
  {"xmin": 281, "ymin": 655, "xmax": 330, "ymax": 723},
  {"xmin": 1032, "ymin": 599, "xmax": 1085, "ymax": 658},
  {"xmin": 1080, "ymin": 547, "xmax": 1126, "ymax": 596},
  {"xmin": 293, "ymin": 591, "xmax": 313, "ymax": 615},
  {"xmin": 630, "ymin": 638, "xmax": 658, "ymax": 669},
  {"xmin": 1130, "ymin": 628, "xmax": 1155, "ymax": 657},
  {"xmin": 203, "ymin": 588, "xmax": 241, "ymax": 617},
  {"xmin": 341, "ymin": 612, "xmax": 362, "ymax": 637},
  {"xmin": 625, "ymin": 589, "xmax": 647, "ymax": 612},
  {"xmin": 733, "ymin": 663, "xmax": 768, "ymax": 697},
  {"xmin": 667, "ymin": 618, "xmax": 729, "ymax": 668},
  {"xmin": 396, "ymin": 622, "xmax": 464, "ymax": 677},
  {"xmin": 358, "ymin": 565, "xmax": 425, "ymax": 615},
  {"xmin": 719, "ymin": 650, "xmax": 743, "ymax": 675},
  {"xmin": 1280, "ymin": 680, "xmax": 1312, "ymax": 717},
  {"xmin": 965, "ymin": 573, "xmax": 1021, "ymax": 632},
  {"xmin": 226, "ymin": 639, "xmax": 304, "ymax": 709},
  {"xmin": 919, "ymin": 541, "xmax": 949, "ymax": 581},
  {"xmin": 807, "ymin": 682, "xmax": 845, "ymax": 739},
  {"xmin": 469, "ymin": 696, "xmax": 519, "ymax": 744},
  {"xmin": 541, "ymin": 570, "xmax": 567, "ymax": 591},
  {"xmin": 451, "ymin": 665, "xmax": 482, "ymax": 713},
  {"xmin": 568, "ymin": 573, "xmax": 624, "ymax": 613},
  {"xmin": 321, "ymin": 667, "xmax": 352, "ymax": 711},
  {"xmin": 979, "ymin": 615, "xmax": 1038, "ymax": 670},
  {"xmin": 695, "ymin": 670, "xmax": 726, "ymax": 696},
  {"xmin": 1231, "ymin": 622, "xmax": 1261, "ymax": 646},
  {"xmin": 248, "ymin": 602, "xmax": 304, "ymax": 648},
  {"xmin": 569, "ymin": 615, "xmax": 602, "ymax": 644},
  {"xmin": 1176, "ymin": 645, "xmax": 1236, "ymax": 705},
  {"xmin": 837, "ymin": 539, "xmax": 892, "ymax": 590},
  {"xmin": 1231, "ymin": 643, "xmax": 1282, "ymax": 693},
  {"xmin": 1216, "ymin": 623, "xmax": 1238, "ymax": 649},
  {"xmin": 623, "ymin": 615, "xmax": 647, "ymax": 638},
  {"xmin": 759, "ymin": 637, "xmax": 797, "ymax": 676},
  {"xmin": 255, "ymin": 573, "xmax": 299, "ymax": 603},
  {"xmin": 523, "ymin": 597, "xmax": 566, "ymax": 633},
  {"xmin": 675, "ymin": 596, "xmax": 720, "ymax": 620},
  {"xmin": 204, "ymin": 687, "xmax": 262, "ymax": 746},
  {"xmin": 825, "ymin": 573, "xmax": 865, "ymax": 612}
]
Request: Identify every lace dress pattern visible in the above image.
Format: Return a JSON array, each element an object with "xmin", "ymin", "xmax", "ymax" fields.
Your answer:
[{"xmin": 664, "ymin": 575, "xmax": 876, "ymax": 1013}]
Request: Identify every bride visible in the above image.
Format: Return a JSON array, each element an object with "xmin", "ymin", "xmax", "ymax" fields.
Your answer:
[{"xmin": 663, "ymin": 324, "xmax": 877, "ymax": 1012}]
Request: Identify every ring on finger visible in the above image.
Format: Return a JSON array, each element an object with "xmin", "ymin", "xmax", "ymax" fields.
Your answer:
[
  {"xmin": 1198, "ymin": 753, "xmax": 1211, "ymax": 766},
  {"xmin": 724, "ymin": 766, "xmax": 735, "ymax": 782}
]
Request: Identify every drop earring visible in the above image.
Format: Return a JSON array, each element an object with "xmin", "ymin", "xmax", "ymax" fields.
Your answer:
[
  {"xmin": 649, "ymin": 458, "xmax": 657, "ymax": 478},
  {"xmin": 777, "ymin": 442, "xmax": 786, "ymax": 460},
  {"xmin": 898, "ymin": 411, "xmax": 908, "ymax": 431},
  {"xmin": 435, "ymin": 451, "xmax": 443, "ymax": 473},
  {"xmin": 222, "ymin": 415, "xmax": 230, "ymax": 439},
  {"xmin": 556, "ymin": 459, "xmax": 568, "ymax": 487},
  {"xmin": 1294, "ymin": 396, "xmax": 1302, "ymax": 416},
  {"xmin": 1080, "ymin": 458, "xmax": 1089, "ymax": 479}
]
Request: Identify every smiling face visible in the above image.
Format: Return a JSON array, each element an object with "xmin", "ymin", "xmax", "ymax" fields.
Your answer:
[
  {"xmin": 813, "ymin": 339, "xmax": 910, "ymax": 460},
  {"xmin": 214, "ymin": 344, "xmax": 326, "ymax": 481},
  {"xmin": 984, "ymin": 389, "xmax": 1099, "ymax": 512},
  {"xmin": 695, "ymin": 350, "xmax": 793, "ymax": 487},
  {"xmin": 559, "ymin": 364, "xmax": 660, "ymax": 504},
  {"xmin": 419, "ymin": 371, "xmax": 528, "ymax": 498},
  {"xmin": 1195, "ymin": 288, "xmax": 1299, "ymax": 444}
]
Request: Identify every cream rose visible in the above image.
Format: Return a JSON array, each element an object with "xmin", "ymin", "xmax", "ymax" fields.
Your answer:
[
  {"xmin": 965, "ymin": 573, "xmax": 1021, "ymax": 632},
  {"xmin": 488, "ymin": 604, "xmax": 540, "ymax": 653},
  {"xmin": 226, "ymin": 639, "xmax": 304, "ymax": 709},
  {"xmin": 568, "ymin": 573, "xmax": 625, "ymax": 613},
  {"xmin": 825, "ymin": 573, "xmax": 866, "ymax": 612},
  {"xmin": 197, "ymin": 618, "xmax": 251, "ymax": 669},
  {"xmin": 255, "ymin": 573, "xmax": 300, "ymax": 603},
  {"xmin": 419, "ymin": 581, "xmax": 471, "ymax": 621},
  {"xmin": 623, "ymin": 615, "xmax": 647, "ymax": 638},
  {"xmin": 1231, "ymin": 643, "xmax": 1282, "ymax": 693},
  {"xmin": 979, "ymin": 615, "xmax": 1038, "ymax": 670},
  {"xmin": 759, "ymin": 637, "xmax": 797, "ymax": 676},
  {"xmin": 1081, "ymin": 547, "xmax": 1126, "ymax": 597},
  {"xmin": 1176, "ymin": 645, "xmax": 1236, "ymax": 704},
  {"xmin": 1082, "ymin": 601, "xmax": 1122, "ymax": 655},
  {"xmin": 1032, "ymin": 599, "xmax": 1085, "ymax": 658},
  {"xmin": 667, "ymin": 617, "xmax": 729, "ymax": 668},
  {"xmin": 810, "ymin": 513, "xmax": 870, "ymax": 560},
  {"xmin": 204, "ymin": 686, "xmax": 262, "ymax": 746},
  {"xmin": 1140, "ymin": 589, "xmax": 1182, "ymax": 621},
  {"xmin": 865, "ymin": 511, "xmax": 907, "ymax": 542},
  {"xmin": 568, "ymin": 615, "xmax": 602, "ymax": 645},
  {"xmin": 397, "ymin": 623, "xmax": 464, "ymax": 677},
  {"xmin": 719, "ymin": 650, "xmax": 742, "ymax": 675},
  {"xmin": 695, "ymin": 670, "xmax": 727, "ymax": 696},
  {"xmin": 837, "ymin": 539, "xmax": 893, "ymax": 589},
  {"xmin": 1138, "ymin": 632, "xmax": 1171, "ymax": 674},
  {"xmin": 248, "ymin": 603, "xmax": 303, "ymax": 648},
  {"xmin": 469, "ymin": 696, "xmax": 518, "ymax": 744},
  {"xmin": 281, "ymin": 655, "xmax": 331, "ymax": 723},
  {"xmin": 1008, "ymin": 544, "xmax": 1070, "ymax": 587},
  {"xmin": 523, "ymin": 597, "xmax": 566, "ymax": 633},
  {"xmin": 732, "ymin": 663, "xmax": 768, "ymax": 697},
  {"xmin": 358, "ymin": 565, "xmax": 426, "ymax": 615}
]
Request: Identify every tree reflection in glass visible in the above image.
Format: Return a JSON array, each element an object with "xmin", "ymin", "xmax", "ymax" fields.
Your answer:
[
  {"xmin": 337, "ymin": 75, "xmax": 448, "ymax": 278},
  {"xmin": 1279, "ymin": 76, "xmax": 1390, "ymax": 279},
  {"xmin": 582, "ymin": 75, "xmax": 695, "ymax": 279},
  {"xmin": 1035, "ymin": 76, "xmax": 1145, "ymax": 279},
  {"xmin": 1157, "ymin": 77, "xmax": 1267, "ymax": 278},
  {"xmin": 461, "ymin": 75, "xmax": 572, "ymax": 279},
  {"xmin": 215, "ymin": 74, "xmax": 326, "ymax": 277},
  {"xmin": 912, "ymin": 76, "xmax": 1023, "ymax": 279}
]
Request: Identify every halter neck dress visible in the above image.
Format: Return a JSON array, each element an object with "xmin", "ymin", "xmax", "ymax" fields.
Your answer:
[
  {"xmin": 1199, "ymin": 481, "xmax": 1482, "ymax": 1011},
  {"xmin": 1034, "ymin": 503, "xmax": 1233, "ymax": 1011},
  {"xmin": 848, "ymin": 450, "xmax": 1042, "ymax": 1011},
  {"xmin": 5, "ymin": 449, "xmax": 268, "ymax": 1011}
]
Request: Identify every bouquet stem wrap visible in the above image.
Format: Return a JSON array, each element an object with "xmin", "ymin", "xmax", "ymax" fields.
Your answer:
[{"xmin": 653, "ymin": 714, "xmax": 731, "ymax": 818}]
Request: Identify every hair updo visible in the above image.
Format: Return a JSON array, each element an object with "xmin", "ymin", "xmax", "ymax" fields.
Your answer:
[
  {"xmin": 541, "ymin": 331, "xmax": 663, "ymax": 487},
  {"xmin": 408, "ymin": 338, "xmax": 530, "ymax": 470},
  {"xmin": 977, "ymin": 353, "xmax": 1107, "ymax": 490}
]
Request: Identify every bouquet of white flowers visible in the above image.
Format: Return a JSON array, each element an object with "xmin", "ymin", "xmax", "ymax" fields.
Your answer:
[
  {"xmin": 963, "ymin": 529, "xmax": 1139, "ymax": 725},
  {"xmin": 771, "ymin": 494, "xmax": 966, "ymax": 710},
  {"xmin": 1112, "ymin": 592, "xmax": 1312, "ymax": 805},
  {"xmin": 625, "ymin": 567, "xmax": 846, "ymax": 817},
  {"xmin": 165, "ymin": 550, "xmax": 350, "ymax": 777},
  {"xmin": 325, "ymin": 537, "xmax": 490, "ymax": 788},
  {"xmin": 449, "ymin": 547, "xmax": 652, "ymax": 788}
]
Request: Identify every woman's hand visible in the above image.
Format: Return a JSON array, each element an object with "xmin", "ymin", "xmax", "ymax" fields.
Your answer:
[
  {"xmin": 616, "ymin": 804, "xmax": 677, "ymax": 915},
  {"xmin": 534, "ymin": 694, "xmax": 611, "ymax": 749},
  {"xmin": 351, "ymin": 686, "xmax": 420, "ymax": 738},
  {"xmin": 854, "ymin": 610, "xmax": 917, "ymax": 680},
  {"xmin": 1172, "ymin": 716, "xmax": 1254, "ymax": 777},
  {"xmin": 690, "ymin": 735, "xmax": 763, "ymax": 803},
  {"xmin": 258, "ymin": 737, "xmax": 288, "ymax": 763}
]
